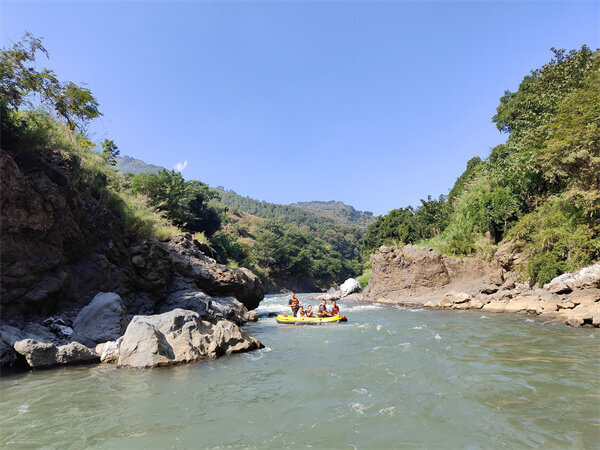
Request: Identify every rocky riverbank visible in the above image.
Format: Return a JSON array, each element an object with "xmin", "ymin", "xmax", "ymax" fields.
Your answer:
[
  {"xmin": 358, "ymin": 245, "xmax": 599, "ymax": 328},
  {"xmin": 1, "ymin": 144, "xmax": 265, "ymax": 373}
]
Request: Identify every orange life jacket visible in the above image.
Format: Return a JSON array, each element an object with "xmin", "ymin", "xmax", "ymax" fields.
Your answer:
[
  {"xmin": 306, "ymin": 310, "xmax": 313, "ymax": 317},
  {"xmin": 331, "ymin": 305, "xmax": 339, "ymax": 315}
]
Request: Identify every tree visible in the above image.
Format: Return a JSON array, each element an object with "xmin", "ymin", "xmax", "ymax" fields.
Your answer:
[
  {"xmin": 0, "ymin": 32, "xmax": 101, "ymax": 130},
  {"xmin": 130, "ymin": 169, "xmax": 221, "ymax": 235},
  {"xmin": 101, "ymin": 139, "xmax": 119, "ymax": 165}
]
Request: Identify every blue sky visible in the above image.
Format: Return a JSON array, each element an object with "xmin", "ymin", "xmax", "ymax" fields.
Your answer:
[{"xmin": 2, "ymin": 1, "xmax": 598, "ymax": 216}]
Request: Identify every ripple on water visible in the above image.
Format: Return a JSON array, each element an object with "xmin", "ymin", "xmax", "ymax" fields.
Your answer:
[{"xmin": 1, "ymin": 296, "xmax": 598, "ymax": 449}]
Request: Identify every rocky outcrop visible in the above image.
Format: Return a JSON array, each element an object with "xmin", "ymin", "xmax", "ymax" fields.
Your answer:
[
  {"xmin": 363, "ymin": 245, "xmax": 501, "ymax": 303},
  {"xmin": 340, "ymin": 278, "xmax": 362, "ymax": 297},
  {"xmin": 360, "ymin": 245, "xmax": 599, "ymax": 328},
  {"xmin": 427, "ymin": 267, "xmax": 600, "ymax": 328},
  {"xmin": 1, "ymin": 145, "xmax": 264, "ymax": 328},
  {"xmin": 116, "ymin": 309, "xmax": 263, "ymax": 368},
  {"xmin": 71, "ymin": 292, "xmax": 128, "ymax": 347}
]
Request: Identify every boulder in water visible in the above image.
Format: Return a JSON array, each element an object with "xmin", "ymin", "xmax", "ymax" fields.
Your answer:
[
  {"xmin": 117, "ymin": 308, "xmax": 262, "ymax": 369},
  {"xmin": 340, "ymin": 278, "xmax": 361, "ymax": 297},
  {"xmin": 13, "ymin": 339, "xmax": 99, "ymax": 368}
]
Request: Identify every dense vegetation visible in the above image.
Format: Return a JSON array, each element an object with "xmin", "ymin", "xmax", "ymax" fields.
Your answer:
[
  {"xmin": 1, "ymin": 33, "xmax": 363, "ymax": 291},
  {"xmin": 363, "ymin": 46, "xmax": 600, "ymax": 285}
]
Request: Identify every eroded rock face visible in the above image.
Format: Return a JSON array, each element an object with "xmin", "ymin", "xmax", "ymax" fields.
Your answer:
[
  {"xmin": 117, "ymin": 309, "xmax": 263, "ymax": 368},
  {"xmin": 364, "ymin": 245, "xmax": 500, "ymax": 302},
  {"xmin": 72, "ymin": 292, "xmax": 128, "ymax": 347}
]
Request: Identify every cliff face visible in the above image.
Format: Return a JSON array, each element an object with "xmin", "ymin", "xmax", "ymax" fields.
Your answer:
[
  {"xmin": 363, "ymin": 244, "xmax": 502, "ymax": 303},
  {"xmin": 0, "ymin": 144, "xmax": 264, "ymax": 327}
]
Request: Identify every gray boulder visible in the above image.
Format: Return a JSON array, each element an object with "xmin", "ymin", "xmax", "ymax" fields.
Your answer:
[
  {"xmin": 340, "ymin": 278, "xmax": 362, "ymax": 297},
  {"xmin": 72, "ymin": 292, "xmax": 128, "ymax": 347},
  {"xmin": 117, "ymin": 309, "xmax": 262, "ymax": 368}
]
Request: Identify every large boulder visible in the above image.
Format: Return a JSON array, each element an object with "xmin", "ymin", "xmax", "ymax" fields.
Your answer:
[
  {"xmin": 117, "ymin": 309, "xmax": 262, "ymax": 368},
  {"xmin": 340, "ymin": 278, "xmax": 361, "ymax": 297},
  {"xmin": 72, "ymin": 292, "xmax": 128, "ymax": 347}
]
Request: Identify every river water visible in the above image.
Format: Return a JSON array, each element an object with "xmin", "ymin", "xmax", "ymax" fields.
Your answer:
[{"xmin": 1, "ymin": 293, "xmax": 599, "ymax": 448}]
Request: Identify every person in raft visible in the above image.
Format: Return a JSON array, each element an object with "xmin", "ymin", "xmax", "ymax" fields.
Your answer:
[
  {"xmin": 289, "ymin": 292, "xmax": 300, "ymax": 317},
  {"xmin": 318, "ymin": 299, "xmax": 329, "ymax": 317},
  {"xmin": 330, "ymin": 300, "xmax": 340, "ymax": 316},
  {"xmin": 298, "ymin": 306, "xmax": 306, "ymax": 317},
  {"xmin": 306, "ymin": 305, "xmax": 314, "ymax": 317}
]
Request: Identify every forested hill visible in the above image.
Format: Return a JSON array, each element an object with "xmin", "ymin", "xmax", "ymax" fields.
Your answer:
[
  {"xmin": 115, "ymin": 155, "xmax": 162, "ymax": 175},
  {"xmin": 291, "ymin": 200, "xmax": 375, "ymax": 228},
  {"xmin": 363, "ymin": 46, "xmax": 600, "ymax": 286}
]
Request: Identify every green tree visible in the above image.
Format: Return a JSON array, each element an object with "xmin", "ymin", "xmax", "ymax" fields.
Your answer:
[
  {"xmin": 101, "ymin": 139, "xmax": 120, "ymax": 165},
  {"xmin": 130, "ymin": 169, "xmax": 221, "ymax": 235}
]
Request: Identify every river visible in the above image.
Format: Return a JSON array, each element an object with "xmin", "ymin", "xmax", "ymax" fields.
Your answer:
[{"xmin": 1, "ymin": 293, "xmax": 599, "ymax": 448}]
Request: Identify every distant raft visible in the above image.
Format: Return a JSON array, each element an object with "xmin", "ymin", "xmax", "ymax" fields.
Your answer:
[{"xmin": 275, "ymin": 314, "xmax": 348, "ymax": 325}]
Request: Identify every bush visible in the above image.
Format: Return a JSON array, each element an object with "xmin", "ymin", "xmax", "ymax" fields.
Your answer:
[{"xmin": 357, "ymin": 270, "xmax": 372, "ymax": 288}]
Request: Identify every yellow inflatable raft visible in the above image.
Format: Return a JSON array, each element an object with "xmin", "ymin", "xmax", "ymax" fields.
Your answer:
[{"xmin": 275, "ymin": 314, "xmax": 348, "ymax": 325}]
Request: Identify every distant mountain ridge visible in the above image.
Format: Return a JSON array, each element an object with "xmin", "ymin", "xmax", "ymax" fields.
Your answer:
[
  {"xmin": 291, "ymin": 200, "xmax": 375, "ymax": 228},
  {"xmin": 115, "ymin": 155, "xmax": 163, "ymax": 175},
  {"xmin": 114, "ymin": 155, "xmax": 375, "ymax": 227}
]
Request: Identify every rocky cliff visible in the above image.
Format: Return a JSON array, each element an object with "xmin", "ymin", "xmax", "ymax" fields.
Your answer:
[
  {"xmin": 1, "ymin": 141, "xmax": 265, "ymax": 372},
  {"xmin": 363, "ymin": 244, "xmax": 502, "ymax": 303}
]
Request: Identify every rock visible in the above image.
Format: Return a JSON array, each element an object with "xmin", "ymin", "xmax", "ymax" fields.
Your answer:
[
  {"xmin": 95, "ymin": 337, "xmax": 122, "ymax": 363},
  {"xmin": 56, "ymin": 342, "xmax": 99, "ymax": 364},
  {"xmin": 469, "ymin": 300, "xmax": 484, "ymax": 309},
  {"xmin": 117, "ymin": 309, "xmax": 262, "ymax": 368},
  {"xmin": 162, "ymin": 235, "xmax": 264, "ymax": 310},
  {"xmin": 245, "ymin": 310, "xmax": 259, "ymax": 322},
  {"xmin": 543, "ymin": 264, "xmax": 600, "ymax": 293},
  {"xmin": 364, "ymin": 244, "xmax": 500, "ymax": 303},
  {"xmin": 13, "ymin": 339, "xmax": 99, "ymax": 368},
  {"xmin": 321, "ymin": 292, "xmax": 341, "ymax": 302},
  {"xmin": 423, "ymin": 301, "xmax": 433, "ymax": 308},
  {"xmin": 559, "ymin": 302, "xmax": 600, "ymax": 327},
  {"xmin": 0, "ymin": 324, "xmax": 26, "ymax": 347},
  {"xmin": 340, "ymin": 278, "xmax": 362, "ymax": 297},
  {"xmin": 480, "ymin": 284, "xmax": 499, "ymax": 295},
  {"xmin": 565, "ymin": 288, "xmax": 600, "ymax": 306},
  {"xmin": 499, "ymin": 273, "xmax": 516, "ymax": 291},
  {"xmin": 13, "ymin": 339, "xmax": 57, "ymax": 368},
  {"xmin": 452, "ymin": 292, "xmax": 472, "ymax": 304},
  {"xmin": 23, "ymin": 323, "xmax": 57, "ymax": 343},
  {"xmin": 72, "ymin": 292, "xmax": 128, "ymax": 347}
]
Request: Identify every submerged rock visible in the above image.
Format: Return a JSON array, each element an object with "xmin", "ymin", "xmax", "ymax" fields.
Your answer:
[{"xmin": 117, "ymin": 309, "xmax": 262, "ymax": 369}]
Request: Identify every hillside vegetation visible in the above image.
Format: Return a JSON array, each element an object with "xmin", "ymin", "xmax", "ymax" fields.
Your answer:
[
  {"xmin": 363, "ymin": 46, "xmax": 600, "ymax": 285},
  {"xmin": 1, "ymin": 34, "xmax": 363, "ymax": 292}
]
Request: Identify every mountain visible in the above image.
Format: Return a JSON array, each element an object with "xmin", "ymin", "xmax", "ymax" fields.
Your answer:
[
  {"xmin": 115, "ymin": 155, "xmax": 163, "ymax": 175},
  {"xmin": 291, "ymin": 200, "xmax": 375, "ymax": 228}
]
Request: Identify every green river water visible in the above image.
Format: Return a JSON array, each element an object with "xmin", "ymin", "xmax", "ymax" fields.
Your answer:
[{"xmin": 1, "ymin": 293, "xmax": 599, "ymax": 448}]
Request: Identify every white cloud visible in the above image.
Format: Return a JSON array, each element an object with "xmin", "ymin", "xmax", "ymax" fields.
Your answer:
[{"xmin": 174, "ymin": 160, "xmax": 188, "ymax": 172}]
